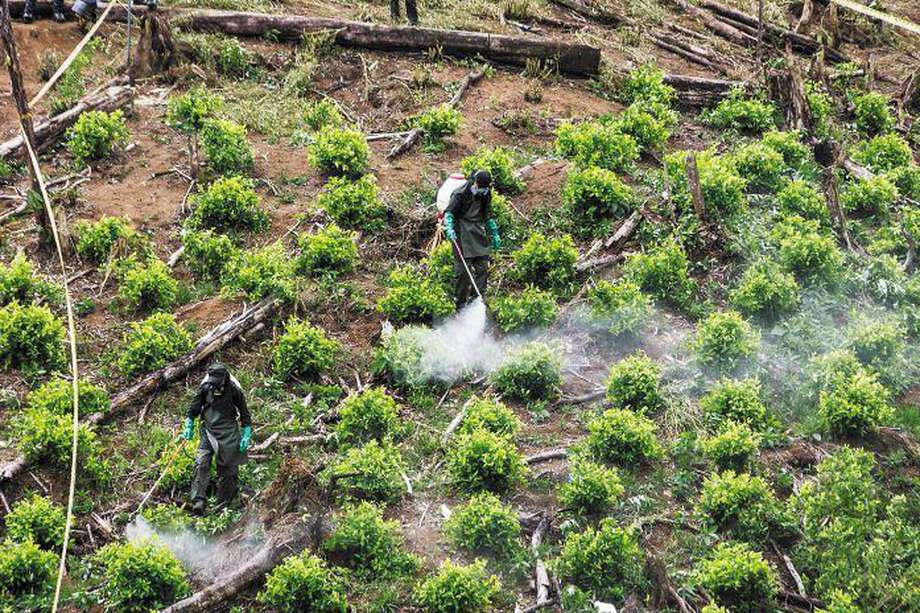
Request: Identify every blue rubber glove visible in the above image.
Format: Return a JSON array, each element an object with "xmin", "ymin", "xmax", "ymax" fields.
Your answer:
[
  {"xmin": 239, "ymin": 426, "xmax": 252, "ymax": 453},
  {"xmin": 443, "ymin": 212, "xmax": 458, "ymax": 243},
  {"xmin": 181, "ymin": 417, "xmax": 195, "ymax": 441},
  {"xmin": 486, "ymin": 219, "xmax": 501, "ymax": 250}
]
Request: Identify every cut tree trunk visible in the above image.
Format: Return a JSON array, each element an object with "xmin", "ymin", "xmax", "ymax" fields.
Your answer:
[
  {"xmin": 0, "ymin": 80, "xmax": 133, "ymax": 162},
  {"xmin": 663, "ymin": 74, "xmax": 748, "ymax": 105},
  {"xmin": 766, "ymin": 49, "xmax": 816, "ymax": 133},
  {"xmin": 131, "ymin": 13, "xmax": 177, "ymax": 79}
]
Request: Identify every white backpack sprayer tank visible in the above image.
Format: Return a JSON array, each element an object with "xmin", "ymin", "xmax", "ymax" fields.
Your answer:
[{"xmin": 428, "ymin": 173, "xmax": 467, "ymax": 253}]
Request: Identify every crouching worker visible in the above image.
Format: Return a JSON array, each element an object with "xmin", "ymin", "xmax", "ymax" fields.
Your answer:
[
  {"xmin": 443, "ymin": 169, "xmax": 501, "ymax": 308},
  {"xmin": 182, "ymin": 363, "xmax": 252, "ymax": 515}
]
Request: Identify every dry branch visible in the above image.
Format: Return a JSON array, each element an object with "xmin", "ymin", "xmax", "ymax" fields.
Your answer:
[
  {"xmin": 531, "ymin": 515, "xmax": 551, "ymax": 606},
  {"xmin": 652, "ymin": 33, "xmax": 730, "ymax": 74},
  {"xmin": 685, "ymin": 154, "xmax": 707, "ymax": 220},
  {"xmin": 672, "ymin": 0, "xmax": 754, "ymax": 45},
  {"xmin": 525, "ymin": 449, "xmax": 569, "ymax": 465},
  {"xmin": 548, "ymin": 0, "xmax": 626, "ymax": 25}
]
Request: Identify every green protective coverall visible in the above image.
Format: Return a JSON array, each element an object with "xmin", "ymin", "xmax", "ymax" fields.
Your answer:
[
  {"xmin": 188, "ymin": 368, "xmax": 251, "ymax": 505},
  {"xmin": 444, "ymin": 179, "xmax": 495, "ymax": 308}
]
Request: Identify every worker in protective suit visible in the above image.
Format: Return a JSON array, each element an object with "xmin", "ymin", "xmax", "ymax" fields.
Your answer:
[
  {"xmin": 21, "ymin": 0, "xmax": 66, "ymax": 23},
  {"xmin": 443, "ymin": 169, "xmax": 501, "ymax": 308},
  {"xmin": 182, "ymin": 363, "xmax": 252, "ymax": 515},
  {"xmin": 389, "ymin": 0, "xmax": 418, "ymax": 25}
]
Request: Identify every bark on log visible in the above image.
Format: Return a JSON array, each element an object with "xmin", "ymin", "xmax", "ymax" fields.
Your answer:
[
  {"xmin": 652, "ymin": 33, "xmax": 730, "ymax": 74},
  {"xmin": 672, "ymin": 0, "xmax": 754, "ymax": 45},
  {"xmin": 766, "ymin": 49, "xmax": 815, "ymax": 133},
  {"xmin": 663, "ymin": 74, "xmax": 748, "ymax": 105},
  {"xmin": 525, "ymin": 449, "xmax": 569, "ymax": 465},
  {"xmin": 685, "ymin": 154, "xmax": 707, "ymax": 220},
  {"xmin": 548, "ymin": 0, "xmax": 627, "ymax": 26},
  {"xmin": 531, "ymin": 515, "xmax": 551, "ymax": 606},
  {"xmin": 0, "ymin": 80, "xmax": 133, "ymax": 162}
]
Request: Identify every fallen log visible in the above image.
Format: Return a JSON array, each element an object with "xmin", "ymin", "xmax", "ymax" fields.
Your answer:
[
  {"xmin": 525, "ymin": 449, "xmax": 569, "ymax": 465},
  {"xmin": 672, "ymin": 0, "xmax": 754, "ymax": 46},
  {"xmin": 0, "ymin": 80, "xmax": 133, "ymax": 162},
  {"xmin": 663, "ymin": 74, "xmax": 749, "ymax": 105},
  {"xmin": 652, "ymin": 33, "xmax": 730, "ymax": 74},
  {"xmin": 531, "ymin": 515, "xmax": 551, "ymax": 607},
  {"xmin": 548, "ymin": 0, "xmax": 627, "ymax": 26}
]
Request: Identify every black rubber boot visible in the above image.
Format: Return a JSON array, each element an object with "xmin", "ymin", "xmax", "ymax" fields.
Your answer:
[
  {"xmin": 52, "ymin": 0, "xmax": 66, "ymax": 22},
  {"xmin": 191, "ymin": 499, "xmax": 206, "ymax": 516},
  {"xmin": 22, "ymin": 0, "xmax": 36, "ymax": 23}
]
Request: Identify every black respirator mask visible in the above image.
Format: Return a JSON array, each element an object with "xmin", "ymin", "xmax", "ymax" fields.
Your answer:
[{"xmin": 202, "ymin": 369, "xmax": 227, "ymax": 404}]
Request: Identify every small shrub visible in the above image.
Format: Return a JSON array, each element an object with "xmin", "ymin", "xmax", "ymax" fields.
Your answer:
[
  {"xmin": 624, "ymin": 239, "xmax": 697, "ymax": 310},
  {"xmin": 448, "ymin": 428, "xmax": 526, "ymax": 493},
  {"xmin": 512, "ymin": 232, "xmax": 578, "ymax": 297},
  {"xmin": 614, "ymin": 102, "xmax": 674, "ymax": 152},
  {"xmin": 697, "ymin": 470, "xmax": 778, "ymax": 541},
  {"xmin": 416, "ymin": 104, "xmax": 463, "ymax": 151},
  {"xmin": 666, "ymin": 150, "xmax": 749, "ymax": 217},
  {"xmin": 0, "ymin": 540, "xmax": 56, "ymax": 599},
  {"xmin": 562, "ymin": 165, "xmax": 635, "ymax": 231},
  {"xmin": 0, "ymin": 253, "xmax": 61, "ymax": 307},
  {"xmin": 0, "ymin": 302, "xmax": 65, "ymax": 372},
  {"xmin": 558, "ymin": 460, "xmax": 624, "ymax": 517},
  {"xmin": 296, "ymin": 223, "xmax": 358, "ymax": 278},
  {"xmin": 325, "ymin": 439, "xmax": 407, "ymax": 502},
  {"xmin": 117, "ymin": 313, "xmax": 192, "ymax": 378},
  {"xmin": 818, "ymin": 370, "xmax": 892, "ymax": 436},
  {"xmin": 840, "ymin": 175, "xmax": 898, "ymax": 216},
  {"xmin": 15, "ymin": 409, "xmax": 101, "ymax": 472},
  {"xmin": 283, "ymin": 51, "xmax": 317, "ymax": 97},
  {"xmin": 425, "ymin": 239, "xmax": 455, "ymax": 292},
  {"xmin": 223, "ymin": 242, "xmax": 297, "ymax": 301},
  {"xmin": 372, "ymin": 325, "xmax": 432, "ymax": 389},
  {"xmin": 335, "ymin": 387, "xmax": 401, "ymax": 446},
  {"xmin": 4, "ymin": 495, "xmax": 66, "ymax": 550},
  {"xmin": 850, "ymin": 133, "xmax": 913, "ymax": 173},
  {"xmin": 66, "ymin": 109, "xmax": 129, "ymax": 165},
  {"xmin": 861, "ymin": 254, "xmax": 907, "ymax": 304},
  {"xmin": 587, "ymin": 408, "xmax": 662, "ymax": 464},
  {"xmin": 258, "ymin": 551, "xmax": 346, "ymax": 613},
  {"xmin": 761, "ymin": 130, "xmax": 811, "ymax": 171},
  {"xmin": 273, "ymin": 317, "xmax": 340, "ymax": 381},
  {"xmin": 886, "ymin": 164, "xmax": 920, "ymax": 200},
  {"xmin": 729, "ymin": 260, "xmax": 800, "ymax": 322},
  {"xmin": 316, "ymin": 174, "xmax": 387, "ymax": 231},
  {"xmin": 618, "ymin": 64, "xmax": 676, "ymax": 106},
  {"xmin": 377, "ymin": 267, "xmax": 453, "ymax": 324},
  {"xmin": 492, "ymin": 286, "xmax": 558, "ymax": 333},
  {"xmin": 324, "ymin": 502, "xmax": 417, "ymax": 577},
  {"xmin": 805, "ymin": 82, "xmax": 834, "ymax": 137},
  {"xmin": 200, "ymin": 118, "xmax": 254, "ymax": 177},
  {"xmin": 180, "ymin": 229, "xmax": 239, "ymax": 277},
  {"xmin": 604, "ymin": 351, "xmax": 665, "ymax": 413},
  {"xmin": 74, "ymin": 216, "xmax": 141, "ymax": 263},
  {"xmin": 27, "ymin": 377, "xmax": 109, "ymax": 417},
  {"xmin": 460, "ymin": 146, "xmax": 523, "ymax": 194},
  {"xmin": 554, "ymin": 122, "xmax": 639, "ymax": 172},
  {"xmin": 692, "ymin": 310, "xmax": 760, "ymax": 372},
  {"xmin": 731, "ymin": 142, "xmax": 786, "ymax": 193},
  {"xmin": 771, "ymin": 216, "xmax": 843, "ymax": 284},
  {"xmin": 490, "ymin": 341, "xmax": 562, "ymax": 403},
  {"xmin": 586, "ymin": 279, "xmax": 652, "ymax": 337},
  {"xmin": 117, "ymin": 257, "xmax": 179, "ymax": 312},
  {"xmin": 692, "ymin": 541, "xmax": 778, "ymax": 612},
  {"xmin": 845, "ymin": 317, "xmax": 903, "ymax": 369},
  {"xmin": 186, "ymin": 176, "xmax": 268, "ymax": 233},
  {"xmin": 552, "ymin": 519, "xmax": 642, "ymax": 601},
  {"xmin": 700, "ymin": 378, "xmax": 767, "ymax": 429},
  {"xmin": 459, "ymin": 396, "xmax": 521, "ymax": 438},
  {"xmin": 166, "ymin": 87, "xmax": 222, "ymax": 134},
  {"xmin": 155, "ymin": 438, "xmax": 196, "ymax": 491},
  {"xmin": 308, "ymin": 125, "xmax": 370, "ymax": 177},
  {"xmin": 701, "ymin": 421, "xmax": 761, "ymax": 472},
  {"xmin": 852, "ymin": 91, "xmax": 892, "ymax": 135},
  {"xmin": 302, "ymin": 98, "xmax": 344, "ymax": 131},
  {"xmin": 414, "ymin": 559, "xmax": 500, "ymax": 613},
  {"xmin": 93, "ymin": 540, "xmax": 190, "ymax": 612},
  {"xmin": 776, "ymin": 179, "xmax": 829, "ymax": 222},
  {"xmin": 704, "ymin": 88, "xmax": 777, "ymax": 133},
  {"xmin": 804, "ymin": 349, "xmax": 865, "ymax": 400},
  {"xmin": 445, "ymin": 492, "xmax": 521, "ymax": 555}
]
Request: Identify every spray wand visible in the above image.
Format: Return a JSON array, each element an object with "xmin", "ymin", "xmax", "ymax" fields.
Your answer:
[{"xmin": 132, "ymin": 431, "xmax": 186, "ymax": 519}]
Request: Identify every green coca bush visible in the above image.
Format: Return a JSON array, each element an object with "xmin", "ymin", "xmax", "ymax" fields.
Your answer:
[
  {"xmin": 704, "ymin": 88, "xmax": 777, "ymax": 133},
  {"xmin": 448, "ymin": 428, "xmax": 526, "ymax": 493},
  {"xmin": 372, "ymin": 325, "xmax": 432, "ymax": 389},
  {"xmin": 776, "ymin": 179, "xmax": 829, "ymax": 222},
  {"xmin": 324, "ymin": 501, "xmax": 417, "ymax": 577},
  {"xmin": 66, "ymin": 109, "xmax": 130, "ymax": 165},
  {"xmin": 850, "ymin": 133, "xmax": 913, "ymax": 173},
  {"xmin": 552, "ymin": 519, "xmax": 642, "ymax": 601},
  {"xmin": 460, "ymin": 146, "xmax": 523, "ymax": 194},
  {"xmin": 761, "ymin": 130, "xmax": 811, "ymax": 171},
  {"xmin": 805, "ymin": 82, "xmax": 833, "ymax": 137},
  {"xmin": 180, "ymin": 229, "xmax": 239, "ymax": 277},
  {"xmin": 27, "ymin": 377, "xmax": 110, "ymax": 417},
  {"xmin": 665, "ymin": 150, "xmax": 747, "ymax": 218},
  {"xmin": 75, "ymin": 216, "xmax": 143, "ymax": 264},
  {"xmin": 459, "ymin": 396, "xmax": 521, "ymax": 439},
  {"xmin": 117, "ymin": 313, "xmax": 192, "ymax": 378},
  {"xmin": 851, "ymin": 91, "xmax": 892, "ymax": 135},
  {"xmin": 604, "ymin": 351, "xmax": 665, "ymax": 413},
  {"xmin": 845, "ymin": 317, "xmax": 903, "ymax": 369},
  {"xmin": 258, "ymin": 551, "xmax": 346, "ymax": 613},
  {"xmin": 0, "ymin": 302, "xmax": 65, "ymax": 372},
  {"xmin": 414, "ymin": 559, "xmax": 500, "ymax": 613},
  {"xmin": 296, "ymin": 223, "xmax": 359, "ymax": 278},
  {"xmin": 0, "ymin": 539, "xmax": 56, "ymax": 600},
  {"xmin": 692, "ymin": 310, "xmax": 760, "ymax": 372},
  {"xmin": 490, "ymin": 341, "xmax": 562, "ymax": 403},
  {"xmin": 492, "ymin": 286, "xmax": 558, "ymax": 333},
  {"xmin": 617, "ymin": 64, "xmax": 676, "ymax": 106},
  {"xmin": 223, "ymin": 242, "xmax": 297, "ymax": 301},
  {"xmin": 166, "ymin": 87, "xmax": 222, "ymax": 134},
  {"xmin": 700, "ymin": 378, "xmax": 767, "ymax": 430},
  {"xmin": 308, "ymin": 125, "xmax": 370, "ymax": 177},
  {"xmin": 325, "ymin": 439, "xmax": 407, "ymax": 502},
  {"xmin": 93, "ymin": 540, "xmax": 190, "ymax": 612},
  {"xmin": 200, "ymin": 118, "xmax": 254, "ymax": 177},
  {"xmin": 154, "ymin": 438, "xmax": 196, "ymax": 491},
  {"xmin": 5, "ymin": 494, "xmax": 66, "ymax": 550},
  {"xmin": 818, "ymin": 370, "xmax": 892, "ymax": 436},
  {"xmin": 316, "ymin": 174, "xmax": 387, "ymax": 231},
  {"xmin": 804, "ymin": 349, "xmax": 865, "ymax": 401},
  {"xmin": 558, "ymin": 459, "xmax": 624, "ymax": 517},
  {"xmin": 614, "ymin": 102, "xmax": 675, "ymax": 152},
  {"xmin": 273, "ymin": 317, "xmax": 340, "ymax": 381},
  {"xmin": 624, "ymin": 239, "xmax": 697, "ymax": 310},
  {"xmin": 861, "ymin": 254, "xmax": 907, "ymax": 304},
  {"xmin": 334, "ymin": 387, "xmax": 401, "ymax": 446},
  {"xmin": 562, "ymin": 165, "xmax": 635, "ymax": 231},
  {"xmin": 771, "ymin": 216, "xmax": 843, "ymax": 284},
  {"xmin": 445, "ymin": 491, "xmax": 521, "ymax": 556},
  {"xmin": 886, "ymin": 164, "xmax": 920, "ymax": 200},
  {"xmin": 697, "ymin": 470, "xmax": 778, "ymax": 541},
  {"xmin": 586, "ymin": 279, "xmax": 652, "ymax": 337},
  {"xmin": 701, "ymin": 421, "xmax": 761, "ymax": 472},
  {"xmin": 732, "ymin": 142, "xmax": 786, "ymax": 193},
  {"xmin": 840, "ymin": 175, "xmax": 898, "ymax": 216},
  {"xmin": 0, "ymin": 253, "xmax": 61, "ymax": 307},
  {"xmin": 512, "ymin": 232, "xmax": 578, "ymax": 297},
  {"xmin": 116, "ymin": 257, "xmax": 179, "ymax": 312},
  {"xmin": 15, "ymin": 408, "xmax": 101, "ymax": 474},
  {"xmin": 554, "ymin": 121, "xmax": 639, "ymax": 172},
  {"xmin": 377, "ymin": 267, "xmax": 453, "ymax": 324},
  {"xmin": 416, "ymin": 104, "xmax": 463, "ymax": 151},
  {"xmin": 587, "ymin": 408, "xmax": 662, "ymax": 464},
  {"xmin": 302, "ymin": 98, "xmax": 345, "ymax": 131},
  {"xmin": 424, "ymin": 239, "xmax": 456, "ymax": 293},
  {"xmin": 691, "ymin": 541, "xmax": 778, "ymax": 612},
  {"xmin": 186, "ymin": 176, "xmax": 268, "ymax": 233},
  {"xmin": 729, "ymin": 260, "xmax": 800, "ymax": 322}
]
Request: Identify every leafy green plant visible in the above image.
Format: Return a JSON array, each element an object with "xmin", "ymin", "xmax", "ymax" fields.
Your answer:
[
  {"xmin": 845, "ymin": 317, "xmax": 903, "ymax": 370},
  {"xmin": 704, "ymin": 88, "xmax": 777, "ymax": 133},
  {"xmin": 372, "ymin": 325, "xmax": 432, "ymax": 389},
  {"xmin": 776, "ymin": 180, "xmax": 829, "ymax": 222},
  {"xmin": 92, "ymin": 540, "xmax": 190, "ymax": 613},
  {"xmin": 624, "ymin": 239, "xmax": 697, "ymax": 310},
  {"xmin": 886, "ymin": 164, "xmax": 920, "ymax": 199},
  {"xmin": 117, "ymin": 313, "xmax": 192, "ymax": 378},
  {"xmin": 308, "ymin": 125, "xmax": 370, "ymax": 177},
  {"xmin": 691, "ymin": 541, "xmax": 778, "ymax": 612},
  {"xmin": 552, "ymin": 519, "xmax": 642, "ymax": 602},
  {"xmin": 700, "ymin": 378, "xmax": 767, "ymax": 430},
  {"xmin": 324, "ymin": 501, "xmax": 417, "ymax": 577},
  {"xmin": 586, "ymin": 408, "xmax": 662, "ymax": 464},
  {"xmin": 554, "ymin": 121, "xmax": 639, "ymax": 172},
  {"xmin": 74, "ymin": 216, "xmax": 143, "ymax": 264},
  {"xmin": 334, "ymin": 387, "xmax": 401, "ymax": 446},
  {"xmin": 414, "ymin": 559, "xmax": 500, "ymax": 613},
  {"xmin": 166, "ymin": 87, "xmax": 223, "ymax": 134},
  {"xmin": 4, "ymin": 495, "xmax": 66, "ymax": 550},
  {"xmin": 416, "ymin": 104, "xmax": 463, "ymax": 151},
  {"xmin": 558, "ymin": 459, "xmax": 624, "ymax": 517},
  {"xmin": 27, "ymin": 377, "xmax": 109, "ymax": 417},
  {"xmin": 492, "ymin": 286, "xmax": 558, "ymax": 333},
  {"xmin": 490, "ymin": 341, "xmax": 562, "ymax": 403},
  {"xmin": 729, "ymin": 260, "xmax": 800, "ymax": 322},
  {"xmin": 512, "ymin": 232, "xmax": 578, "ymax": 297},
  {"xmin": 116, "ymin": 257, "xmax": 179, "ymax": 312},
  {"xmin": 561, "ymin": 165, "xmax": 635, "ymax": 232},
  {"xmin": 180, "ymin": 229, "xmax": 239, "ymax": 277},
  {"xmin": 613, "ymin": 102, "xmax": 675, "ymax": 152},
  {"xmin": 0, "ymin": 302, "xmax": 65, "ymax": 372},
  {"xmin": 258, "ymin": 551, "xmax": 346, "ymax": 613},
  {"xmin": 691, "ymin": 310, "xmax": 760, "ymax": 372},
  {"xmin": 665, "ymin": 150, "xmax": 748, "ymax": 218},
  {"xmin": 65, "ymin": 109, "xmax": 129, "ymax": 166},
  {"xmin": 460, "ymin": 146, "xmax": 523, "ymax": 194},
  {"xmin": 154, "ymin": 438, "xmax": 196, "ymax": 491},
  {"xmin": 817, "ymin": 370, "xmax": 892, "ymax": 436},
  {"xmin": 447, "ymin": 428, "xmax": 526, "ymax": 493},
  {"xmin": 324, "ymin": 439, "xmax": 407, "ymax": 502},
  {"xmin": 283, "ymin": 50, "xmax": 317, "ymax": 97},
  {"xmin": 223, "ymin": 242, "xmax": 297, "ymax": 301},
  {"xmin": 617, "ymin": 64, "xmax": 676, "ymax": 106},
  {"xmin": 761, "ymin": 130, "xmax": 811, "ymax": 172},
  {"xmin": 841, "ymin": 176, "xmax": 898, "ymax": 217},
  {"xmin": 771, "ymin": 215, "xmax": 843, "ymax": 284},
  {"xmin": 697, "ymin": 470, "xmax": 778, "ymax": 541},
  {"xmin": 605, "ymin": 351, "xmax": 665, "ymax": 413},
  {"xmin": 302, "ymin": 99, "xmax": 345, "ymax": 131},
  {"xmin": 731, "ymin": 142, "xmax": 786, "ymax": 193},
  {"xmin": 15, "ymin": 408, "xmax": 102, "ymax": 474},
  {"xmin": 0, "ymin": 539, "xmax": 56, "ymax": 600},
  {"xmin": 700, "ymin": 421, "xmax": 761, "ymax": 472},
  {"xmin": 186, "ymin": 176, "xmax": 268, "ymax": 233},
  {"xmin": 272, "ymin": 317, "xmax": 340, "ymax": 381},
  {"xmin": 316, "ymin": 174, "xmax": 386, "ymax": 231},
  {"xmin": 805, "ymin": 81, "xmax": 834, "ymax": 137},
  {"xmin": 0, "ymin": 253, "xmax": 61, "ymax": 307},
  {"xmin": 459, "ymin": 396, "xmax": 521, "ymax": 438},
  {"xmin": 296, "ymin": 223, "xmax": 358, "ymax": 278},
  {"xmin": 586, "ymin": 279, "xmax": 652, "ymax": 337},
  {"xmin": 425, "ymin": 239, "xmax": 456, "ymax": 293},
  {"xmin": 378, "ymin": 267, "xmax": 453, "ymax": 324},
  {"xmin": 444, "ymin": 491, "xmax": 521, "ymax": 555},
  {"xmin": 851, "ymin": 91, "xmax": 892, "ymax": 135},
  {"xmin": 850, "ymin": 133, "xmax": 913, "ymax": 173},
  {"xmin": 200, "ymin": 118, "xmax": 254, "ymax": 177}
]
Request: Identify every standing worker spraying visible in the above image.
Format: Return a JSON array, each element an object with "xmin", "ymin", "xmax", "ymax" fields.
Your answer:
[
  {"xmin": 182, "ymin": 363, "xmax": 252, "ymax": 515},
  {"xmin": 443, "ymin": 169, "xmax": 501, "ymax": 308}
]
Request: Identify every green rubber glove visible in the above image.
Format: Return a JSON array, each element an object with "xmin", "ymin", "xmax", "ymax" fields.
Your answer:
[
  {"xmin": 239, "ymin": 425, "xmax": 252, "ymax": 453},
  {"xmin": 443, "ymin": 212, "xmax": 458, "ymax": 242},
  {"xmin": 487, "ymin": 219, "xmax": 501, "ymax": 250},
  {"xmin": 181, "ymin": 417, "xmax": 195, "ymax": 441}
]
